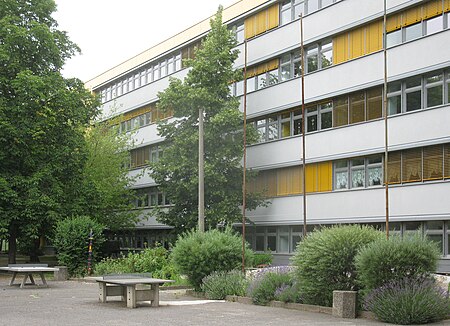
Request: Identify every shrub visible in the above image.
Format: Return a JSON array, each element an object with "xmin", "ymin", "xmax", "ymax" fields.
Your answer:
[
  {"xmin": 171, "ymin": 228, "xmax": 254, "ymax": 291},
  {"xmin": 201, "ymin": 270, "xmax": 248, "ymax": 299},
  {"xmin": 247, "ymin": 266, "xmax": 294, "ymax": 305},
  {"xmin": 292, "ymin": 225, "xmax": 383, "ymax": 307},
  {"xmin": 355, "ymin": 233, "xmax": 440, "ymax": 294},
  {"xmin": 95, "ymin": 246, "xmax": 175, "ymax": 279},
  {"xmin": 53, "ymin": 216, "xmax": 105, "ymax": 277},
  {"xmin": 252, "ymin": 252, "xmax": 273, "ymax": 267},
  {"xmin": 274, "ymin": 282, "xmax": 302, "ymax": 303},
  {"xmin": 364, "ymin": 276, "xmax": 450, "ymax": 325}
]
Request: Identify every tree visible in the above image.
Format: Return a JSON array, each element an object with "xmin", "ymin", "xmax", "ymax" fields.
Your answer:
[
  {"xmin": 76, "ymin": 119, "xmax": 141, "ymax": 231},
  {"xmin": 150, "ymin": 7, "xmax": 263, "ymax": 233},
  {"xmin": 0, "ymin": 0, "xmax": 98, "ymax": 263}
]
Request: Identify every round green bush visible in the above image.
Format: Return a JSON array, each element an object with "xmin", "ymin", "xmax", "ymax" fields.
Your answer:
[
  {"xmin": 364, "ymin": 276, "xmax": 450, "ymax": 325},
  {"xmin": 53, "ymin": 216, "xmax": 105, "ymax": 277},
  {"xmin": 291, "ymin": 225, "xmax": 383, "ymax": 307},
  {"xmin": 355, "ymin": 233, "xmax": 440, "ymax": 293},
  {"xmin": 201, "ymin": 270, "xmax": 248, "ymax": 299},
  {"xmin": 171, "ymin": 228, "xmax": 254, "ymax": 291},
  {"xmin": 247, "ymin": 266, "xmax": 293, "ymax": 305}
]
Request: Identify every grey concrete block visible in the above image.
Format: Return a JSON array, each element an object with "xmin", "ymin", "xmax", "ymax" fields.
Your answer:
[
  {"xmin": 54, "ymin": 266, "xmax": 68, "ymax": 281},
  {"xmin": 332, "ymin": 290, "xmax": 357, "ymax": 319}
]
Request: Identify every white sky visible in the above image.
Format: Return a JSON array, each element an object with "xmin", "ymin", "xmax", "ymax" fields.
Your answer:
[{"xmin": 53, "ymin": 0, "xmax": 238, "ymax": 82}]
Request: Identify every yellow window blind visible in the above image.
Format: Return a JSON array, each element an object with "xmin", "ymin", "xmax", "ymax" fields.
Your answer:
[
  {"xmin": 387, "ymin": 151, "xmax": 401, "ymax": 184},
  {"xmin": 349, "ymin": 28, "xmax": 364, "ymax": 59},
  {"xmin": 244, "ymin": 4, "xmax": 279, "ymax": 40},
  {"xmin": 444, "ymin": 144, "xmax": 450, "ymax": 178},
  {"xmin": 305, "ymin": 164, "xmax": 318, "ymax": 193},
  {"xmin": 366, "ymin": 20, "xmax": 383, "ymax": 54},
  {"xmin": 423, "ymin": 0, "xmax": 443, "ymax": 19},
  {"xmin": 349, "ymin": 91, "xmax": 365, "ymax": 124},
  {"xmin": 317, "ymin": 162, "xmax": 332, "ymax": 192},
  {"xmin": 333, "ymin": 96, "xmax": 349, "ymax": 127},
  {"xmin": 403, "ymin": 6, "xmax": 422, "ymax": 27},
  {"xmin": 123, "ymin": 105, "xmax": 152, "ymax": 121},
  {"xmin": 402, "ymin": 148, "xmax": 422, "ymax": 183},
  {"xmin": 386, "ymin": 13, "xmax": 402, "ymax": 32},
  {"xmin": 277, "ymin": 166, "xmax": 302, "ymax": 196},
  {"xmin": 445, "ymin": 0, "xmax": 450, "ymax": 12},
  {"xmin": 333, "ymin": 33, "xmax": 348, "ymax": 64},
  {"xmin": 423, "ymin": 145, "xmax": 443, "ymax": 180},
  {"xmin": 367, "ymin": 87, "xmax": 383, "ymax": 120},
  {"xmin": 266, "ymin": 170, "xmax": 278, "ymax": 197}
]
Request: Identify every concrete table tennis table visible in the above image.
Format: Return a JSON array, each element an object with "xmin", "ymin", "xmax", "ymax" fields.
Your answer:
[
  {"xmin": 0, "ymin": 264, "xmax": 58, "ymax": 288},
  {"xmin": 96, "ymin": 274, "xmax": 174, "ymax": 308}
]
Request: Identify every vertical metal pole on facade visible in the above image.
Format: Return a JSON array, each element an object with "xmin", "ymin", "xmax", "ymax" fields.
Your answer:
[
  {"xmin": 300, "ymin": 14, "xmax": 307, "ymax": 238},
  {"xmin": 198, "ymin": 106, "xmax": 205, "ymax": 233},
  {"xmin": 242, "ymin": 39, "xmax": 248, "ymax": 273},
  {"xmin": 383, "ymin": 0, "xmax": 389, "ymax": 239}
]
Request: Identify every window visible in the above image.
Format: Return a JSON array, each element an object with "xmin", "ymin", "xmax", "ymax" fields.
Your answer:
[
  {"xmin": 256, "ymin": 119, "xmax": 266, "ymax": 142},
  {"xmin": 426, "ymin": 221, "xmax": 444, "ymax": 254},
  {"xmin": 280, "ymin": 54, "xmax": 291, "ymax": 81},
  {"xmin": 349, "ymin": 91, "xmax": 365, "ymax": 124},
  {"xmin": 334, "ymin": 155, "xmax": 383, "ymax": 189},
  {"xmin": 306, "ymin": 45, "xmax": 318, "ymax": 72},
  {"xmin": 425, "ymin": 72, "xmax": 443, "ymax": 108},
  {"xmin": 387, "ymin": 81, "xmax": 401, "ymax": 115},
  {"xmin": 426, "ymin": 15, "xmax": 443, "ymax": 34},
  {"xmin": 334, "ymin": 161, "xmax": 348, "ymax": 189},
  {"xmin": 174, "ymin": 54, "xmax": 181, "ymax": 71},
  {"xmin": 424, "ymin": 145, "xmax": 443, "ymax": 180},
  {"xmin": 281, "ymin": 112, "xmax": 291, "ymax": 138},
  {"xmin": 280, "ymin": 0, "xmax": 304, "ymax": 25},
  {"xmin": 153, "ymin": 63, "xmax": 160, "ymax": 80},
  {"xmin": 367, "ymin": 87, "xmax": 383, "ymax": 120},
  {"xmin": 306, "ymin": 106, "xmax": 317, "ymax": 131},
  {"xmin": 232, "ymin": 22, "xmax": 245, "ymax": 43},
  {"xmin": 333, "ymin": 96, "xmax": 348, "ymax": 127},
  {"xmin": 386, "ymin": 29, "xmax": 402, "ymax": 47},
  {"xmin": 404, "ymin": 23, "xmax": 423, "ymax": 42},
  {"xmin": 320, "ymin": 101, "xmax": 333, "ymax": 129},
  {"xmin": 267, "ymin": 116, "xmax": 279, "ymax": 141},
  {"xmin": 367, "ymin": 156, "xmax": 383, "ymax": 186},
  {"xmin": 160, "ymin": 60, "xmax": 167, "ymax": 78},
  {"xmin": 350, "ymin": 158, "xmax": 365, "ymax": 188},
  {"xmin": 405, "ymin": 76, "xmax": 422, "ymax": 112},
  {"xmin": 167, "ymin": 57, "xmax": 174, "ymax": 75},
  {"xmin": 293, "ymin": 109, "xmax": 303, "ymax": 135},
  {"xmin": 146, "ymin": 67, "xmax": 153, "ymax": 84},
  {"xmin": 402, "ymin": 148, "xmax": 422, "ymax": 182},
  {"xmin": 244, "ymin": 4, "xmax": 279, "ymax": 39}
]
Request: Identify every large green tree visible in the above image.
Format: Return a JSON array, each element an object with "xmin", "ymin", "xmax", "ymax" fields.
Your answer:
[
  {"xmin": 0, "ymin": 0, "xmax": 98, "ymax": 262},
  {"xmin": 150, "ymin": 7, "xmax": 263, "ymax": 233}
]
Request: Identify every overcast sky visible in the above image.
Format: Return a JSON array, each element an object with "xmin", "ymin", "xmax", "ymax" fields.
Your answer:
[{"xmin": 53, "ymin": 0, "xmax": 238, "ymax": 82}]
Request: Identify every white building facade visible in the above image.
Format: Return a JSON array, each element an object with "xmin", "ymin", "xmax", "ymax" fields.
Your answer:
[{"xmin": 86, "ymin": 0, "xmax": 450, "ymax": 270}]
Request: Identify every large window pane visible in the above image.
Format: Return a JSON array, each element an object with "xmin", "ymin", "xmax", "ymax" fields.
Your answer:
[
  {"xmin": 307, "ymin": 0, "xmax": 319, "ymax": 13},
  {"xmin": 321, "ymin": 48, "xmax": 333, "ymax": 68},
  {"xmin": 247, "ymin": 76, "xmax": 256, "ymax": 93},
  {"xmin": 333, "ymin": 96, "xmax": 348, "ymax": 127},
  {"xmin": 306, "ymin": 45, "xmax": 318, "ymax": 72},
  {"xmin": 321, "ymin": 103, "xmax": 332, "ymax": 130},
  {"xmin": 402, "ymin": 148, "xmax": 422, "ymax": 182},
  {"xmin": 368, "ymin": 166, "xmax": 382, "ymax": 186},
  {"xmin": 349, "ymin": 91, "xmax": 365, "ymax": 124},
  {"xmin": 427, "ymin": 85, "xmax": 443, "ymax": 107},
  {"xmin": 307, "ymin": 107, "xmax": 318, "ymax": 132},
  {"xmin": 281, "ymin": 112, "xmax": 291, "ymax": 138},
  {"xmin": 268, "ymin": 69, "xmax": 279, "ymax": 86},
  {"xmin": 405, "ymin": 23, "xmax": 422, "ymax": 42},
  {"xmin": 426, "ymin": 15, "xmax": 443, "ymax": 35},
  {"xmin": 386, "ymin": 30, "xmax": 402, "ymax": 47},
  {"xmin": 367, "ymin": 87, "xmax": 382, "ymax": 120},
  {"xmin": 388, "ymin": 95, "xmax": 402, "ymax": 115},
  {"xmin": 406, "ymin": 90, "xmax": 421, "ymax": 111}
]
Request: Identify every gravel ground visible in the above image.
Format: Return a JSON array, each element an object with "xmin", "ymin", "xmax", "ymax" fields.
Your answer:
[{"xmin": 1, "ymin": 276, "xmax": 449, "ymax": 326}]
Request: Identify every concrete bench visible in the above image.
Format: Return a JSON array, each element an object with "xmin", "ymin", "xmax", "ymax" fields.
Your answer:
[{"xmin": 96, "ymin": 274, "xmax": 174, "ymax": 308}]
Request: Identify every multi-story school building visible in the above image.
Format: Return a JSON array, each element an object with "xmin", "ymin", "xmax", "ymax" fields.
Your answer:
[{"xmin": 86, "ymin": 0, "xmax": 450, "ymax": 270}]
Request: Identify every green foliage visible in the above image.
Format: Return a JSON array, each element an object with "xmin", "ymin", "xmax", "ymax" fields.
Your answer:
[
  {"xmin": 94, "ymin": 246, "xmax": 176, "ymax": 280},
  {"xmin": 0, "ymin": 0, "xmax": 99, "ymax": 263},
  {"xmin": 53, "ymin": 216, "xmax": 105, "ymax": 277},
  {"xmin": 201, "ymin": 270, "xmax": 248, "ymax": 299},
  {"xmin": 77, "ymin": 122, "xmax": 140, "ymax": 230},
  {"xmin": 150, "ymin": 6, "xmax": 263, "ymax": 232},
  {"xmin": 252, "ymin": 252, "xmax": 273, "ymax": 267},
  {"xmin": 247, "ymin": 267, "xmax": 293, "ymax": 305},
  {"xmin": 364, "ymin": 276, "xmax": 450, "ymax": 325},
  {"xmin": 292, "ymin": 225, "xmax": 383, "ymax": 307},
  {"xmin": 171, "ymin": 228, "xmax": 254, "ymax": 291},
  {"xmin": 355, "ymin": 234, "xmax": 440, "ymax": 294}
]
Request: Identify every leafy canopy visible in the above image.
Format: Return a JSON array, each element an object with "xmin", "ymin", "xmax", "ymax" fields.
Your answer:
[{"xmin": 150, "ymin": 6, "xmax": 262, "ymax": 232}]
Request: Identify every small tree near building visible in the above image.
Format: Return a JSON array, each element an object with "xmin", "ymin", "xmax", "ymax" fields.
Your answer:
[{"xmin": 150, "ymin": 6, "xmax": 263, "ymax": 233}]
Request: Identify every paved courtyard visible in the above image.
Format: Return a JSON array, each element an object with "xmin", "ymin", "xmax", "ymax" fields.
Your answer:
[{"xmin": 1, "ymin": 277, "xmax": 449, "ymax": 326}]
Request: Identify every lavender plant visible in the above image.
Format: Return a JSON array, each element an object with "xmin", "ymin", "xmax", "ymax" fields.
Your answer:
[
  {"xmin": 201, "ymin": 270, "xmax": 248, "ymax": 299},
  {"xmin": 364, "ymin": 275, "xmax": 450, "ymax": 325},
  {"xmin": 247, "ymin": 266, "xmax": 294, "ymax": 305}
]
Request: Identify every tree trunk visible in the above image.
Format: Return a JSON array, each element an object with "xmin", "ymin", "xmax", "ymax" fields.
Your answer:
[
  {"xmin": 8, "ymin": 225, "xmax": 17, "ymax": 264},
  {"xmin": 28, "ymin": 238, "xmax": 41, "ymax": 263}
]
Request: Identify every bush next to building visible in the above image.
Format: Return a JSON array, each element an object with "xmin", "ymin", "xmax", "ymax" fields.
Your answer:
[
  {"xmin": 247, "ymin": 266, "xmax": 295, "ymax": 305},
  {"xmin": 364, "ymin": 275, "xmax": 450, "ymax": 325},
  {"xmin": 355, "ymin": 233, "xmax": 440, "ymax": 294},
  {"xmin": 291, "ymin": 225, "xmax": 383, "ymax": 307},
  {"xmin": 53, "ymin": 216, "xmax": 105, "ymax": 277},
  {"xmin": 171, "ymin": 228, "xmax": 254, "ymax": 291},
  {"xmin": 201, "ymin": 269, "xmax": 248, "ymax": 299}
]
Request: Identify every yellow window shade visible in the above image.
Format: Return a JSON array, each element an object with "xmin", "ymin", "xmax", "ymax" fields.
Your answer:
[
  {"xmin": 402, "ymin": 6, "xmax": 422, "ymax": 27},
  {"xmin": 386, "ymin": 13, "xmax": 402, "ymax": 32},
  {"xmin": 255, "ymin": 10, "xmax": 267, "ymax": 36},
  {"xmin": 247, "ymin": 59, "xmax": 280, "ymax": 78},
  {"xmin": 123, "ymin": 105, "xmax": 153, "ymax": 121},
  {"xmin": 244, "ymin": 15, "xmax": 256, "ymax": 39},
  {"xmin": 266, "ymin": 170, "xmax": 278, "ymax": 197},
  {"xmin": 305, "ymin": 164, "xmax": 318, "ymax": 193},
  {"xmin": 423, "ymin": 145, "xmax": 443, "ymax": 180},
  {"xmin": 333, "ymin": 33, "xmax": 349, "ymax": 64},
  {"xmin": 317, "ymin": 162, "xmax": 332, "ymax": 192},
  {"xmin": 349, "ymin": 91, "xmax": 365, "ymax": 124},
  {"xmin": 277, "ymin": 166, "xmax": 302, "ymax": 196},
  {"xmin": 333, "ymin": 96, "xmax": 349, "ymax": 127},
  {"xmin": 267, "ymin": 4, "xmax": 280, "ymax": 30},
  {"xmin": 387, "ymin": 151, "xmax": 401, "ymax": 184},
  {"xmin": 367, "ymin": 87, "xmax": 382, "ymax": 120},
  {"xmin": 423, "ymin": 0, "xmax": 443, "ymax": 18},
  {"xmin": 277, "ymin": 168, "xmax": 289, "ymax": 196},
  {"xmin": 402, "ymin": 148, "xmax": 422, "ymax": 183},
  {"xmin": 445, "ymin": 0, "xmax": 450, "ymax": 12},
  {"xmin": 366, "ymin": 20, "xmax": 383, "ymax": 54},
  {"xmin": 444, "ymin": 144, "xmax": 450, "ymax": 178},
  {"xmin": 267, "ymin": 58, "xmax": 279, "ymax": 71},
  {"xmin": 349, "ymin": 28, "xmax": 364, "ymax": 59}
]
